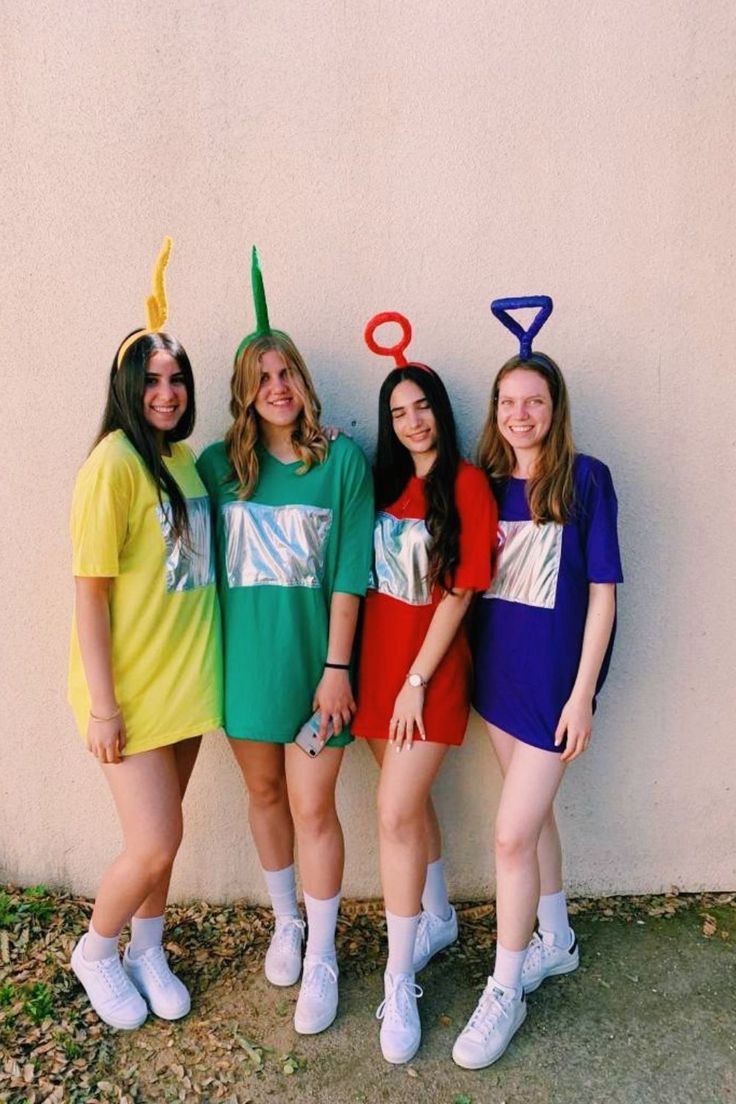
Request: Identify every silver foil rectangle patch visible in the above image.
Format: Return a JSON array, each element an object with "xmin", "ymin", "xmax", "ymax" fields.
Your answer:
[
  {"xmin": 223, "ymin": 501, "xmax": 333, "ymax": 589},
  {"xmin": 157, "ymin": 495, "xmax": 215, "ymax": 592},
  {"xmin": 484, "ymin": 519, "xmax": 563, "ymax": 609},
  {"xmin": 369, "ymin": 512, "xmax": 432, "ymax": 606}
]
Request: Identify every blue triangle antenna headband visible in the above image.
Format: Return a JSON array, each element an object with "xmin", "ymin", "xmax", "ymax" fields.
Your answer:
[{"xmin": 490, "ymin": 296, "xmax": 553, "ymax": 360}]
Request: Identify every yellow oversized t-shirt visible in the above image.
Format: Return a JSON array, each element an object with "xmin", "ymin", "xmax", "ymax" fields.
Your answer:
[{"xmin": 68, "ymin": 431, "xmax": 223, "ymax": 755}]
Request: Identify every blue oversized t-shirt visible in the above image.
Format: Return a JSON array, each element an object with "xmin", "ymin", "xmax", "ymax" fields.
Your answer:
[{"xmin": 473, "ymin": 454, "xmax": 623, "ymax": 751}]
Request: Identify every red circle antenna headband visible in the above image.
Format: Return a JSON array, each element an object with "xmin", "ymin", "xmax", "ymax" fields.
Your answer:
[{"xmin": 363, "ymin": 312, "xmax": 433, "ymax": 373}]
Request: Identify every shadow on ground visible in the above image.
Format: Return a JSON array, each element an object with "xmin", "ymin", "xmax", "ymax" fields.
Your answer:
[{"xmin": 1, "ymin": 889, "xmax": 734, "ymax": 1104}]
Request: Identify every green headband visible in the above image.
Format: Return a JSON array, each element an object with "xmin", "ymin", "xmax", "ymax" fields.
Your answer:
[{"xmin": 235, "ymin": 246, "xmax": 290, "ymax": 361}]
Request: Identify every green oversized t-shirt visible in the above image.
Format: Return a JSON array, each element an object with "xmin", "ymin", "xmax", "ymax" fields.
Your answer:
[
  {"xmin": 69, "ymin": 431, "xmax": 223, "ymax": 755},
  {"xmin": 197, "ymin": 434, "xmax": 374, "ymax": 743}
]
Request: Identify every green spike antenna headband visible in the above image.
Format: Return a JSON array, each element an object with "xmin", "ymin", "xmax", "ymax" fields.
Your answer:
[{"xmin": 234, "ymin": 246, "xmax": 291, "ymax": 361}]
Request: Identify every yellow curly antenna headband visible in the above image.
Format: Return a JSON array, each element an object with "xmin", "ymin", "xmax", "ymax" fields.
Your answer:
[{"xmin": 116, "ymin": 236, "xmax": 173, "ymax": 368}]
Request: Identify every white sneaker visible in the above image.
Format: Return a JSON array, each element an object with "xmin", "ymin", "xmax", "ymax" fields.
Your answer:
[
  {"xmin": 264, "ymin": 915, "xmax": 305, "ymax": 986},
  {"xmin": 123, "ymin": 944, "xmax": 191, "ymax": 1020},
  {"xmin": 71, "ymin": 936, "xmax": 148, "ymax": 1030},
  {"xmin": 413, "ymin": 907, "xmax": 458, "ymax": 972},
  {"xmin": 293, "ymin": 955, "xmax": 339, "ymax": 1034},
  {"xmin": 452, "ymin": 978, "xmax": 527, "ymax": 1069},
  {"xmin": 522, "ymin": 928, "xmax": 579, "ymax": 994},
  {"xmin": 376, "ymin": 971, "xmax": 423, "ymax": 1064}
]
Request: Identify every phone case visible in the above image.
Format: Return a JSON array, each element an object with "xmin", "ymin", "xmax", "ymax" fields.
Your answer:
[{"xmin": 294, "ymin": 710, "xmax": 334, "ymax": 757}]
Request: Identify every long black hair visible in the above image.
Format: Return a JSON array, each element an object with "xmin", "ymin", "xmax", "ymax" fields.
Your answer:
[
  {"xmin": 95, "ymin": 330, "xmax": 195, "ymax": 540},
  {"xmin": 375, "ymin": 364, "xmax": 461, "ymax": 591}
]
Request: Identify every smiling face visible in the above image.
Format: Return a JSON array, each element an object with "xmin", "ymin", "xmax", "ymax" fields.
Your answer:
[
  {"xmin": 253, "ymin": 348, "xmax": 305, "ymax": 432},
  {"xmin": 142, "ymin": 350, "xmax": 189, "ymax": 436},
  {"xmin": 389, "ymin": 378, "xmax": 438, "ymax": 473},
  {"xmin": 496, "ymin": 367, "xmax": 553, "ymax": 467}
]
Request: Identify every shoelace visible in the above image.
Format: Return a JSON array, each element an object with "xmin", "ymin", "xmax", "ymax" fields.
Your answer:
[
  {"xmin": 464, "ymin": 984, "xmax": 512, "ymax": 1040},
  {"xmin": 414, "ymin": 915, "xmax": 433, "ymax": 957},
  {"xmin": 301, "ymin": 958, "xmax": 338, "ymax": 998},
  {"xmin": 96, "ymin": 955, "xmax": 133, "ymax": 999},
  {"xmin": 376, "ymin": 976, "xmax": 424, "ymax": 1024},
  {"xmin": 135, "ymin": 945, "xmax": 172, "ymax": 986},
  {"xmin": 273, "ymin": 917, "xmax": 306, "ymax": 950},
  {"xmin": 522, "ymin": 933, "xmax": 543, "ymax": 974}
]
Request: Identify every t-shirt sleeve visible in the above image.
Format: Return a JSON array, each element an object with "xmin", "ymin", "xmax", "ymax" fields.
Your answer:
[
  {"xmin": 196, "ymin": 444, "xmax": 224, "ymax": 525},
  {"xmin": 332, "ymin": 442, "xmax": 375, "ymax": 596},
  {"xmin": 453, "ymin": 466, "xmax": 497, "ymax": 592},
  {"xmin": 582, "ymin": 461, "xmax": 624, "ymax": 583},
  {"xmin": 70, "ymin": 453, "xmax": 132, "ymax": 577}
]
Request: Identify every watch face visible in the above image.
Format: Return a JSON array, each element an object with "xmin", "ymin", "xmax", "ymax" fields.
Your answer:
[{"xmin": 408, "ymin": 673, "xmax": 423, "ymax": 688}]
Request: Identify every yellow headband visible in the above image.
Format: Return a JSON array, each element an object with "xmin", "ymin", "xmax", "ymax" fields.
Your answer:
[{"xmin": 116, "ymin": 236, "xmax": 173, "ymax": 368}]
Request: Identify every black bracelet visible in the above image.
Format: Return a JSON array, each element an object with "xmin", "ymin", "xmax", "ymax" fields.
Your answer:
[{"xmin": 324, "ymin": 661, "xmax": 350, "ymax": 670}]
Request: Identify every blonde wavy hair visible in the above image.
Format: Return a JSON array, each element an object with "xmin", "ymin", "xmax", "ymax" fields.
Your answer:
[
  {"xmin": 225, "ymin": 332, "xmax": 328, "ymax": 499},
  {"xmin": 477, "ymin": 353, "xmax": 576, "ymax": 525}
]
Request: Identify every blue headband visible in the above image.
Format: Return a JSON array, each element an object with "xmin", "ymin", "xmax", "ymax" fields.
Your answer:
[{"xmin": 490, "ymin": 296, "xmax": 553, "ymax": 360}]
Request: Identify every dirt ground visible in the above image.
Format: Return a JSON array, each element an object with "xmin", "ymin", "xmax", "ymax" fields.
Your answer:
[{"xmin": 1, "ymin": 888, "xmax": 734, "ymax": 1104}]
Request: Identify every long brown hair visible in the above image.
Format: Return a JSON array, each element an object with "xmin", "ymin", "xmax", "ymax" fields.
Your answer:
[
  {"xmin": 477, "ymin": 353, "xmax": 576, "ymax": 524},
  {"xmin": 225, "ymin": 332, "xmax": 328, "ymax": 499},
  {"xmin": 96, "ymin": 331, "xmax": 195, "ymax": 541},
  {"xmin": 375, "ymin": 365, "xmax": 461, "ymax": 591}
]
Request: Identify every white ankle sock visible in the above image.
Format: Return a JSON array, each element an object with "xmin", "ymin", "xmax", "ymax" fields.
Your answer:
[
  {"xmin": 129, "ymin": 914, "xmax": 165, "ymax": 959},
  {"xmin": 84, "ymin": 922, "xmax": 120, "ymax": 962},
  {"xmin": 386, "ymin": 911, "xmax": 420, "ymax": 977},
  {"xmin": 263, "ymin": 864, "xmax": 299, "ymax": 919},
  {"xmin": 492, "ymin": 944, "xmax": 527, "ymax": 992},
  {"xmin": 421, "ymin": 858, "xmax": 452, "ymax": 920},
  {"xmin": 304, "ymin": 891, "xmax": 340, "ymax": 960},
  {"xmin": 537, "ymin": 891, "xmax": 571, "ymax": 946}
]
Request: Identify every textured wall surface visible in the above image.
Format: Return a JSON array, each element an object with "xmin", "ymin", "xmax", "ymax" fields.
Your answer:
[{"xmin": 1, "ymin": 0, "xmax": 734, "ymax": 900}]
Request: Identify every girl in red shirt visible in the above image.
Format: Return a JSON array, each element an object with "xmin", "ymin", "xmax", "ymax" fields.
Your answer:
[{"xmin": 354, "ymin": 314, "xmax": 497, "ymax": 1065}]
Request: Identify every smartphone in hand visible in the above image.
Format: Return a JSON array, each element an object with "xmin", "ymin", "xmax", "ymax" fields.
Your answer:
[{"xmin": 294, "ymin": 710, "xmax": 334, "ymax": 757}]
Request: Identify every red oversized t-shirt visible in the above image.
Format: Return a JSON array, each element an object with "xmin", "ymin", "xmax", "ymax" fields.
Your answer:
[{"xmin": 354, "ymin": 461, "xmax": 497, "ymax": 745}]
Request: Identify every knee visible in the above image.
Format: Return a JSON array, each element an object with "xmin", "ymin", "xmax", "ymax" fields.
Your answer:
[
  {"xmin": 290, "ymin": 795, "xmax": 336, "ymax": 838},
  {"xmin": 378, "ymin": 796, "xmax": 419, "ymax": 844},
  {"xmin": 495, "ymin": 821, "xmax": 538, "ymax": 865},
  {"xmin": 130, "ymin": 835, "xmax": 181, "ymax": 881},
  {"xmin": 246, "ymin": 774, "xmax": 288, "ymax": 811}
]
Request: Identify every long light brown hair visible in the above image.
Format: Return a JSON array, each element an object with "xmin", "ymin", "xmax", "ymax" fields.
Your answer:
[
  {"xmin": 477, "ymin": 353, "xmax": 576, "ymax": 524},
  {"xmin": 225, "ymin": 332, "xmax": 328, "ymax": 499}
]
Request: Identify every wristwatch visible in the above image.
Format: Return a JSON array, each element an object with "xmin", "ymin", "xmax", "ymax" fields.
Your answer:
[{"xmin": 407, "ymin": 672, "xmax": 428, "ymax": 688}]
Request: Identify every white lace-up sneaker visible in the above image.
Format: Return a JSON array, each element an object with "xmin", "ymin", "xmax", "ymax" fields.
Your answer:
[
  {"xmin": 71, "ymin": 936, "xmax": 148, "ymax": 1030},
  {"xmin": 123, "ymin": 944, "xmax": 191, "ymax": 1020},
  {"xmin": 412, "ymin": 907, "xmax": 458, "ymax": 972},
  {"xmin": 376, "ymin": 971, "xmax": 424, "ymax": 1064},
  {"xmin": 452, "ymin": 978, "xmax": 527, "ymax": 1069},
  {"xmin": 522, "ymin": 928, "xmax": 579, "ymax": 994},
  {"xmin": 293, "ymin": 955, "xmax": 339, "ymax": 1034},
  {"xmin": 264, "ymin": 916, "xmax": 305, "ymax": 987}
]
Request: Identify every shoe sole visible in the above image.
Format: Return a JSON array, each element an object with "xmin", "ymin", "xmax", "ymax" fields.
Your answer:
[
  {"xmin": 452, "ymin": 1003, "xmax": 527, "ymax": 1070},
  {"xmin": 380, "ymin": 1035, "xmax": 421, "ymax": 1065},
  {"xmin": 413, "ymin": 928, "xmax": 459, "ymax": 973},
  {"xmin": 71, "ymin": 955, "xmax": 148, "ymax": 1031},
  {"xmin": 523, "ymin": 954, "xmax": 579, "ymax": 995},
  {"xmin": 294, "ymin": 1007, "xmax": 337, "ymax": 1034},
  {"xmin": 265, "ymin": 966, "xmax": 303, "ymax": 987}
]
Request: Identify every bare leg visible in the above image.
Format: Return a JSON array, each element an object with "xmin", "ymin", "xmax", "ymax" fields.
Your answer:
[
  {"xmin": 229, "ymin": 739, "xmax": 294, "ymax": 871},
  {"xmin": 91, "ymin": 745, "xmax": 191, "ymax": 936},
  {"xmin": 369, "ymin": 742, "xmax": 443, "ymax": 869},
  {"xmin": 135, "ymin": 736, "xmax": 201, "ymax": 919},
  {"xmin": 372, "ymin": 741, "xmax": 449, "ymax": 916},
  {"xmin": 487, "ymin": 723, "xmax": 563, "ymax": 898},
  {"xmin": 284, "ymin": 746, "xmax": 345, "ymax": 899},
  {"xmin": 492, "ymin": 736, "xmax": 566, "ymax": 951}
]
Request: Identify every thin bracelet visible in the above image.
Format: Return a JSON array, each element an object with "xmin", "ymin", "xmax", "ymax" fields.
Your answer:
[
  {"xmin": 89, "ymin": 706, "xmax": 121, "ymax": 722},
  {"xmin": 324, "ymin": 661, "xmax": 350, "ymax": 670}
]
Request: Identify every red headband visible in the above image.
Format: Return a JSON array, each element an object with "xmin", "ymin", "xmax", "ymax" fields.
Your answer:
[{"xmin": 364, "ymin": 312, "xmax": 433, "ymax": 373}]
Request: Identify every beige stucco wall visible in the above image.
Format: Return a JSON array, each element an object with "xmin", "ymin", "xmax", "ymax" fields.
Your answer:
[{"xmin": 1, "ymin": 0, "xmax": 734, "ymax": 901}]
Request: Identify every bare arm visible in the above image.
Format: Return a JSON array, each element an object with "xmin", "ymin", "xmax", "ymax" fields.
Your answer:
[
  {"xmin": 556, "ymin": 582, "xmax": 617, "ymax": 763},
  {"xmin": 74, "ymin": 576, "xmax": 126, "ymax": 763},
  {"xmin": 313, "ymin": 592, "xmax": 361, "ymax": 740},
  {"xmin": 390, "ymin": 588, "xmax": 473, "ymax": 750}
]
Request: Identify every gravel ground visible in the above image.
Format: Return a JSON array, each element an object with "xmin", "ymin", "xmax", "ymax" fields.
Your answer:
[{"xmin": 1, "ymin": 888, "xmax": 734, "ymax": 1104}]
